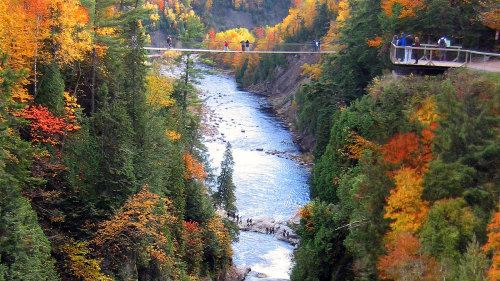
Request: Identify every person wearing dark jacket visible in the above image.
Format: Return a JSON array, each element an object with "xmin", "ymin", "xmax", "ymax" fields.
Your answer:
[
  {"xmin": 413, "ymin": 36, "xmax": 421, "ymax": 64},
  {"xmin": 245, "ymin": 40, "xmax": 250, "ymax": 51},
  {"xmin": 405, "ymin": 33, "xmax": 414, "ymax": 63}
]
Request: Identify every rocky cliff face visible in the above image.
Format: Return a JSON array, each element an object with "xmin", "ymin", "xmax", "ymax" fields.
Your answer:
[{"xmin": 248, "ymin": 54, "xmax": 319, "ymax": 155}]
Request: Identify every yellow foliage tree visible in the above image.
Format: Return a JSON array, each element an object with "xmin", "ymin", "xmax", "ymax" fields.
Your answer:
[
  {"xmin": 93, "ymin": 185, "xmax": 178, "ymax": 270},
  {"xmin": 384, "ymin": 167, "xmax": 430, "ymax": 236},
  {"xmin": 381, "ymin": 0, "xmax": 424, "ymax": 18},
  {"xmin": 59, "ymin": 239, "xmax": 112, "ymax": 281},
  {"xmin": 51, "ymin": 0, "xmax": 92, "ymax": 66},
  {"xmin": 146, "ymin": 66, "xmax": 175, "ymax": 111}
]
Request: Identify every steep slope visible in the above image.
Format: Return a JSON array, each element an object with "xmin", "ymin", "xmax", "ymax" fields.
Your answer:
[{"xmin": 247, "ymin": 54, "xmax": 319, "ymax": 153}]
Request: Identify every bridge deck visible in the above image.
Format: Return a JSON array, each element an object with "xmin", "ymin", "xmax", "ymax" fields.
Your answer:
[{"xmin": 144, "ymin": 47, "xmax": 336, "ymax": 54}]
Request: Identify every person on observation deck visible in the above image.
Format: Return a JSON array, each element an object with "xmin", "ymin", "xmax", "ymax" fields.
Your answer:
[
  {"xmin": 413, "ymin": 36, "xmax": 421, "ymax": 64},
  {"xmin": 405, "ymin": 33, "xmax": 414, "ymax": 63},
  {"xmin": 438, "ymin": 36, "xmax": 447, "ymax": 61},
  {"xmin": 397, "ymin": 32, "xmax": 406, "ymax": 62}
]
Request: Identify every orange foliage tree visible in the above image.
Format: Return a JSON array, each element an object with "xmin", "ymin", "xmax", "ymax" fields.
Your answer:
[
  {"xmin": 379, "ymin": 96, "xmax": 440, "ymax": 279},
  {"xmin": 483, "ymin": 210, "xmax": 500, "ymax": 280},
  {"xmin": 183, "ymin": 152, "xmax": 207, "ymax": 181},
  {"xmin": 182, "ymin": 221, "xmax": 203, "ymax": 275},
  {"xmin": 377, "ymin": 232, "xmax": 440, "ymax": 280}
]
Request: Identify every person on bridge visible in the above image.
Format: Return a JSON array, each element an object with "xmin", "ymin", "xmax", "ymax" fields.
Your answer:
[
  {"xmin": 317, "ymin": 40, "xmax": 321, "ymax": 52},
  {"xmin": 246, "ymin": 40, "xmax": 250, "ymax": 51},
  {"xmin": 241, "ymin": 40, "xmax": 245, "ymax": 52},
  {"xmin": 224, "ymin": 40, "xmax": 229, "ymax": 51},
  {"xmin": 312, "ymin": 39, "xmax": 316, "ymax": 52},
  {"xmin": 167, "ymin": 36, "xmax": 172, "ymax": 48}
]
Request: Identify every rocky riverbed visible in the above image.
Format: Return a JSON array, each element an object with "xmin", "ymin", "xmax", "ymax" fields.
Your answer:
[{"xmin": 229, "ymin": 215, "xmax": 300, "ymax": 246}]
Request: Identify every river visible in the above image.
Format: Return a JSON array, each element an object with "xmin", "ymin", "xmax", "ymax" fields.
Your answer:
[{"xmin": 199, "ymin": 69, "xmax": 310, "ymax": 280}]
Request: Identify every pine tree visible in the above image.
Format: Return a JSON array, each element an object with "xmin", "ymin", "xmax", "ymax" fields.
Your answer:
[
  {"xmin": 214, "ymin": 142, "xmax": 236, "ymax": 213},
  {"xmin": 0, "ymin": 55, "xmax": 60, "ymax": 281}
]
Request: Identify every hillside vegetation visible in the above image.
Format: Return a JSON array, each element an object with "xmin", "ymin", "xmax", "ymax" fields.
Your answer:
[
  {"xmin": 194, "ymin": 0, "xmax": 500, "ymax": 280},
  {"xmin": 0, "ymin": 1, "xmax": 233, "ymax": 280},
  {"xmin": 293, "ymin": 70, "xmax": 500, "ymax": 280}
]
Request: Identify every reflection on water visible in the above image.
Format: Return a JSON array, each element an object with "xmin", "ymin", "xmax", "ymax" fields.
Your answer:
[{"xmin": 199, "ymin": 69, "xmax": 310, "ymax": 279}]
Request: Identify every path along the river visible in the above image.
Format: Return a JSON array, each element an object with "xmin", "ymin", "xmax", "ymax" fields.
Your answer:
[{"xmin": 199, "ymin": 69, "xmax": 310, "ymax": 280}]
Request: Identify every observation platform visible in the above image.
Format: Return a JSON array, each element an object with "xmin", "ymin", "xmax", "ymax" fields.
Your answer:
[{"xmin": 390, "ymin": 43, "xmax": 500, "ymax": 74}]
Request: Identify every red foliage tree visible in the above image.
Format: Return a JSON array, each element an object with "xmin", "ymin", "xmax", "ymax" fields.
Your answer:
[
  {"xmin": 182, "ymin": 221, "xmax": 203, "ymax": 275},
  {"xmin": 18, "ymin": 105, "xmax": 67, "ymax": 145}
]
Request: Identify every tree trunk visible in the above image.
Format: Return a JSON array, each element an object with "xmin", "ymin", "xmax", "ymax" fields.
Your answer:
[
  {"xmin": 33, "ymin": 16, "xmax": 40, "ymax": 99},
  {"xmin": 91, "ymin": 47, "xmax": 96, "ymax": 114}
]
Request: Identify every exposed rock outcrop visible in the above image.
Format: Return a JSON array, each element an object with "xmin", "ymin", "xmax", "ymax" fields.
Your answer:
[{"xmin": 232, "ymin": 215, "xmax": 300, "ymax": 246}]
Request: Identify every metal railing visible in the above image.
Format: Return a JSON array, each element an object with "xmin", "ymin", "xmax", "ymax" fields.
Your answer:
[{"xmin": 390, "ymin": 43, "xmax": 500, "ymax": 72}]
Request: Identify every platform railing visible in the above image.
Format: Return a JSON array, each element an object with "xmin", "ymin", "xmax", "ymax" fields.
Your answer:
[{"xmin": 390, "ymin": 43, "xmax": 500, "ymax": 72}]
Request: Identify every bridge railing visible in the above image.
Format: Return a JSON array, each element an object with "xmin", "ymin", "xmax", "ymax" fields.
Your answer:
[
  {"xmin": 390, "ymin": 43, "xmax": 500, "ymax": 72},
  {"xmin": 176, "ymin": 39, "xmax": 327, "ymax": 52}
]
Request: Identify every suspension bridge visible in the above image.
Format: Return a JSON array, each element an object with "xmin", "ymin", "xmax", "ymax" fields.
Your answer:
[
  {"xmin": 144, "ymin": 43, "xmax": 500, "ymax": 73},
  {"xmin": 144, "ymin": 46, "xmax": 337, "ymax": 54}
]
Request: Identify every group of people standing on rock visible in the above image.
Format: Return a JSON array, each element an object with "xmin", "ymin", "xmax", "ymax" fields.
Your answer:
[
  {"xmin": 227, "ymin": 212, "xmax": 256, "ymax": 227},
  {"xmin": 312, "ymin": 39, "xmax": 321, "ymax": 52},
  {"xmin": 282, "ymin": 229, "xmax": 290, "ymax": 239},
  {"xmin": 228, "ymin": 212, "xmax": 242, "ymax": 224},
  {"xmin": 266, "ymin": 227, "xmax": 276, "ymax": 234},
  {"xmin": 393, "ymin": 32, "xmax": 421, "ymax": 64}
]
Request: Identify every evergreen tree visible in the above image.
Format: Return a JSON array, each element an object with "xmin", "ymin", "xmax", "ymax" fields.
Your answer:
[
  {"xmin": 0, "ymin": 55, "xmax": 60, "ymax": 281},
  {"xmin": 457, "ymin": 238, "xmax": 489, "ymax": 281},
  {"xmin": 214, "ymin": 142, "xmax": 236, "ymax": 213},
  {"xmin": 35, "ymin": 63, "xmax": 65, "ymax": 116}
]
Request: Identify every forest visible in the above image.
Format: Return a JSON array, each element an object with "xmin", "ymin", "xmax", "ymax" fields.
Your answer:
[
  {"xmin": 0, "ymin": 0, "xmax": 237, "ymax": 280},
  {"xmin": 0, "ymin": 0, "xmax": 499, "ymax": 280}
]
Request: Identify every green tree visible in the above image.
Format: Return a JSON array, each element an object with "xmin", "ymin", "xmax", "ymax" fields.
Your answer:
[
  {"xmin": 214, "ymin": 142, "xmax": 236, "ymax": 213},
  {"xmin": 421, "ymin": 198, "xmax": 478, "ymax": 265},
  {"xmin": 35, "ymin": 62, "xmax": 65, "ymax": 116},
  {"xmin": 457, "ymin": 237, "xmax": 489, "ymax": 281},
  {"xmin": 291, "ymin": 200, "xmax": 353, "ymax": 281},
  {"xmin": 0, "ymin": 55, "xmax": 60, "ymax": 281}
]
